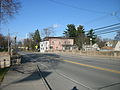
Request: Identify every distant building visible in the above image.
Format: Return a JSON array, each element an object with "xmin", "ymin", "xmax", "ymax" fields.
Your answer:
[
  {"xmin": 83, "ymin": 43, "xmax": 100, "ymax": 51},
  {"xmin": 101, "ymin": 40, "xmax": 120, "ymax": 51},
  {"xmin": 40, "ymin": 37, "xmax": 75, "ymax": 52},
  {"xmin": 40, "ymin": 41, "xmax": 49, "ymax": 52}
]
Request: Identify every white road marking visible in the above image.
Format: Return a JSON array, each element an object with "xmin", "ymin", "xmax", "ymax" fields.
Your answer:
[{"xmin": 39, "ymin": 63, "xmax": 94, "ymax": 90}]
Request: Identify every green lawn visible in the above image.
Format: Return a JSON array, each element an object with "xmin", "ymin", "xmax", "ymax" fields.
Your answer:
[{"xmin": 0, "ymin": 68, "xmax": 9, "ymax": 82}]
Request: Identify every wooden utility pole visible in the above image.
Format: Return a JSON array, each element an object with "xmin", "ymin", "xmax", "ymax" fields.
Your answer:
[{"xmin": 8, "ymin": 29, "xmax": 10, "ymax": 54}]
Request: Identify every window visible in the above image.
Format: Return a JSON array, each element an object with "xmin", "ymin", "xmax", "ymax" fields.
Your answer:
[
  {"xmin": 52, "ymin": 41, "xmax": 54, "ymax": 44},
  {"xmin": 59, "ymin": 41, "xmax": 61, "ymax": 44},
  {"xmin": 56, "ymin": 47, "xmax": 58, "ymax": 50},
  {"xmin": 64, "ymin": 41, "xmax": 67, "ymax": 44},
  {"xmin": 50, "ymin": 46, "xmax": 53, "ymax": 49}
]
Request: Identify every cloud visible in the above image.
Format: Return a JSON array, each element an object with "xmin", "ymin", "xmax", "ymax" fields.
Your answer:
[{"xmin": 52, "ymin": 24, "xmax": 60, "ymax": 28}]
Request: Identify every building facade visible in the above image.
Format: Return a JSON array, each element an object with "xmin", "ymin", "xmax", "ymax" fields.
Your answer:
[
  {"xmin": 40, "ymin": 37, "xmax": 74, "ymax": 52},
  {"xmin": 83, "ymin": 43, "xmax": 100, "ymax": 51},
  {"xmin": 40, "ymin": 41, "xmax": 49, "ymax": 52}
]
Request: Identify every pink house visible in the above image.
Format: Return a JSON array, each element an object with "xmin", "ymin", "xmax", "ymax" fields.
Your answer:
[{"xmin": 44, "ymin": 37, "xmax": 74, "ymax": 51}]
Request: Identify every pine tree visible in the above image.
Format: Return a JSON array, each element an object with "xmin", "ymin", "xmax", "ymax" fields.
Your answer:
[
  {"xmin": 76, "ymin": 25, "xmax": 85, "ymax": 50},
  {"xmin": 33, "ymin": 29, "xmax": 41, "ymax": 46},
  {"xmin": 63, "ymin": 24, "xmax": 77, "ymax": 37},
  {"xmin": 86, "ymin": 29, "xmax": 97, "ymax": 45}
]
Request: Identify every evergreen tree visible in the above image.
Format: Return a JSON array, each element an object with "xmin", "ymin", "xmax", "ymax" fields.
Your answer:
[
  {"xmin": 33, "ymin": 29, "xmax": 41, "ymax": 46},
  {"xmin": 63, "ymin": 24, "xmax": 77, "ymax": 37},
  {"xmin": 86, "ymin": 29, "xmax": 97, "ymax": 45},
  {"xmin": 76, "ymin": 25, "xmax": 85, "ymax": 50}
]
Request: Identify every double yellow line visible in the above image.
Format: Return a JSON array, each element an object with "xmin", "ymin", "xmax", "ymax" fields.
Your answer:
[{"xmin": 63, "ymin": 60, "xmax": 120, "ymax": 74}]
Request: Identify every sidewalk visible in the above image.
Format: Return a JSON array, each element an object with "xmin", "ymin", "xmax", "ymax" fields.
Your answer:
[{"xmin": 0, "ymin": 62, "xmax": 47, "ymax": 90}]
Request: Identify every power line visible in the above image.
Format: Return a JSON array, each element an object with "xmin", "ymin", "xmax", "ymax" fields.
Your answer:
[
  {"xmin": 96, "ymin": 29, "xmax": 120, "ymax": 35},
  {"xmin": 93, "ymin": 23, "xmax": 120, "ymax": 31},
  {"xmin": 85, "ymin": 23, "xmax": 120, "ymax": 33},
  {"xmin": 49, "ymin": 0, "xmax": 119, "ymax": 27},
  {"xmin": 95, "ymin": 25, "xmax": 120, "ymax": 34},
  {"xmin": 83, "ymin": 14, "xmax": 109, "ymax": 25},
  {"xmin": 48, "ymin": 0, "xmax": 109, "ymax": 14},
  {"xmin": 85, "ymin": 23, "xmax": 120, "ymax": 35},
  {"xmin": 84, "ymin": 10, "xmax": 120, "ymax": 25}
]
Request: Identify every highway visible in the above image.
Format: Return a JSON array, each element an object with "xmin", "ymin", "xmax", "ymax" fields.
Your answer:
[{"xmin": 21, "ymin": 52, "xmax": 120, "ymax": 90}]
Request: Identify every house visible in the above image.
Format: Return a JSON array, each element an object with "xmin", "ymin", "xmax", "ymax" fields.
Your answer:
[
  {"xmin": 40, "ymin": 37, "xmax": 74, "ymax": 52},
  {"xmin": 40, "ymin": 41, "xmax": 49, "ymax": 52},
  {"xmin": 83, "ymin": 43, "xmax": 100, "ymax": 51},
  {"xmin": 101, "ymin": 40, "xmax": 120, "ymax": 51}
]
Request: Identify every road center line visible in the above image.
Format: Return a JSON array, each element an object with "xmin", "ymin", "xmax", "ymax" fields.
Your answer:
[{"xmin": 63, "ymin": 60, "xmax": 120, "ymax": 74}]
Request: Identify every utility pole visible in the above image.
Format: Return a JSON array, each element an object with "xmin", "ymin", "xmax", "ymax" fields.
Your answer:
[
  {"xmin": 14, "ymin": 36, "xmax": 17, "ymax": 50},
  {"xmin": 8, "ymin": 29, "xmax": 10, "ymax": 54},
  {"xmin": 90, "ymin": 38, "xmax": 92, "ymax": 50}
]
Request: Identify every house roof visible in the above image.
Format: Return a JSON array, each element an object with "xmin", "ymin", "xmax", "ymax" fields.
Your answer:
[
  {"xmin": 106, "ymin": 40, "xmax": 118, "ymax": 48},
  {"xmin": 101, "ymin": 46, "xmax": 113, "ymax": 50},
  {"xmin": 112, "ymin": 41, "xmax": 118, "ymax": 48},
  {"xmin": 43, "ymin": 37, "xmax": 74, "ymax": 40}
]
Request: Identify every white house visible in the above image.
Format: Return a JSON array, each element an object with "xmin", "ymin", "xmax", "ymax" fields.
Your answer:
[
  {"xmin": 83, "ymin": 43, "xmax": 100, "ymax": 51},
  {"xmin": 40, "ymin": 41, "xmax": 49, "ymax": 52},
  {"xmin": 114, "ymin": 41, "xmax": 120, "ymax": 51},
  {"xmin": 102, "ymin": 40, "xmax": 120, "ymax": 51}
]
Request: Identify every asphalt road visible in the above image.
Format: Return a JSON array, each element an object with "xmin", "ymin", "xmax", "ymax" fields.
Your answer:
[{"xmin": 20, "ymin": 52, "xmax": 120, "ymax": 90}]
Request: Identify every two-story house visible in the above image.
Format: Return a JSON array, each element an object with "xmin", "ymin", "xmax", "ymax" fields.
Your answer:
[{"xmin": 40, "ymin": 37, "xmax": 74, "ymax": 52}]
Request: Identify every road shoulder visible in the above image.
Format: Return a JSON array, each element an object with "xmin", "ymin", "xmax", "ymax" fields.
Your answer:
[{"xmin": 0, "ymin": 62, "xmax": 46, "ymax": 90}]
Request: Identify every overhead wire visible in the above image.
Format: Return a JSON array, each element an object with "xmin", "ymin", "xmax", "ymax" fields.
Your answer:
[
  {"xmin": 94, "ymin": 23, "xmax": 120, "ymax": 30},
  {"xmin": 93, "ymin": 23, "xmax": 120, "ymax": 35},
  {"xmin": 48, "ymin": 0, "xmax": 119, "ymax": 26},
  {"xmin": 95, "ymin": 26, "xmax": 120, "ymax": 34},
  {"xmin": 93, "ymin": 22, "xmax": 120, "ymax": 31},
  {"xmin": 85, "ymin": 23, "xmax": 120, "ymax": 33},
  {"xmin": 83, "ymin": 14, "xmax": 110, "ymax": 25},
  {"xmin": 85, "ymin": 23, "xmax": 120, "ymax": 35},
  {"xmin": 48, "ymin": 0, "xmax": 120, "ymax": 35},
  {"xmin": 96, "ymin": 29, "xmax": 120, "ymax": 35},
  {"xmin": 48, "ymin": 0, "xmax": 109, "ymax": 14}
]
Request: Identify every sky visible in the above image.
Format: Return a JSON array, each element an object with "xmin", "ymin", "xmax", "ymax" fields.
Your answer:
[{"xmin": 1, "ymin": 0, "xmax": 120, "ymax": 40}]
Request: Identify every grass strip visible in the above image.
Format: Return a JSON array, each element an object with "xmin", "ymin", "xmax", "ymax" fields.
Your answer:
[{"xmin": 0, "ymin": 67, "xmax": 9, "ymax": 83}]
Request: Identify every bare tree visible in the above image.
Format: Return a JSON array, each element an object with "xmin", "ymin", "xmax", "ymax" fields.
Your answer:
[
  {"xmin": 43, "ymin": 26, "xmax": 55, "ymax": 37},
  {"xmin": 0, "ymin": 0, "xmax": 21, "ymax": 23},
  {"xmin": 42, "ymin": 24, "xmax": 59, "ymax": 37},
  {"xmin": 114, "ymin": 31, "xmax": 120, "ymax": 40}
]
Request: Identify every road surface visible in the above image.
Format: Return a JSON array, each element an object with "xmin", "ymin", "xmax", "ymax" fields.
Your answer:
[{"xmin": 16, "ymin": 52, "xmax": 120, "ymax": 90}]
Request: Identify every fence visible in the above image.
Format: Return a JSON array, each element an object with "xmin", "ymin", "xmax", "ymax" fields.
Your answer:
[{"xmin": 53, "ymin": 50, "xmax": 120, "ymax": 58}]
